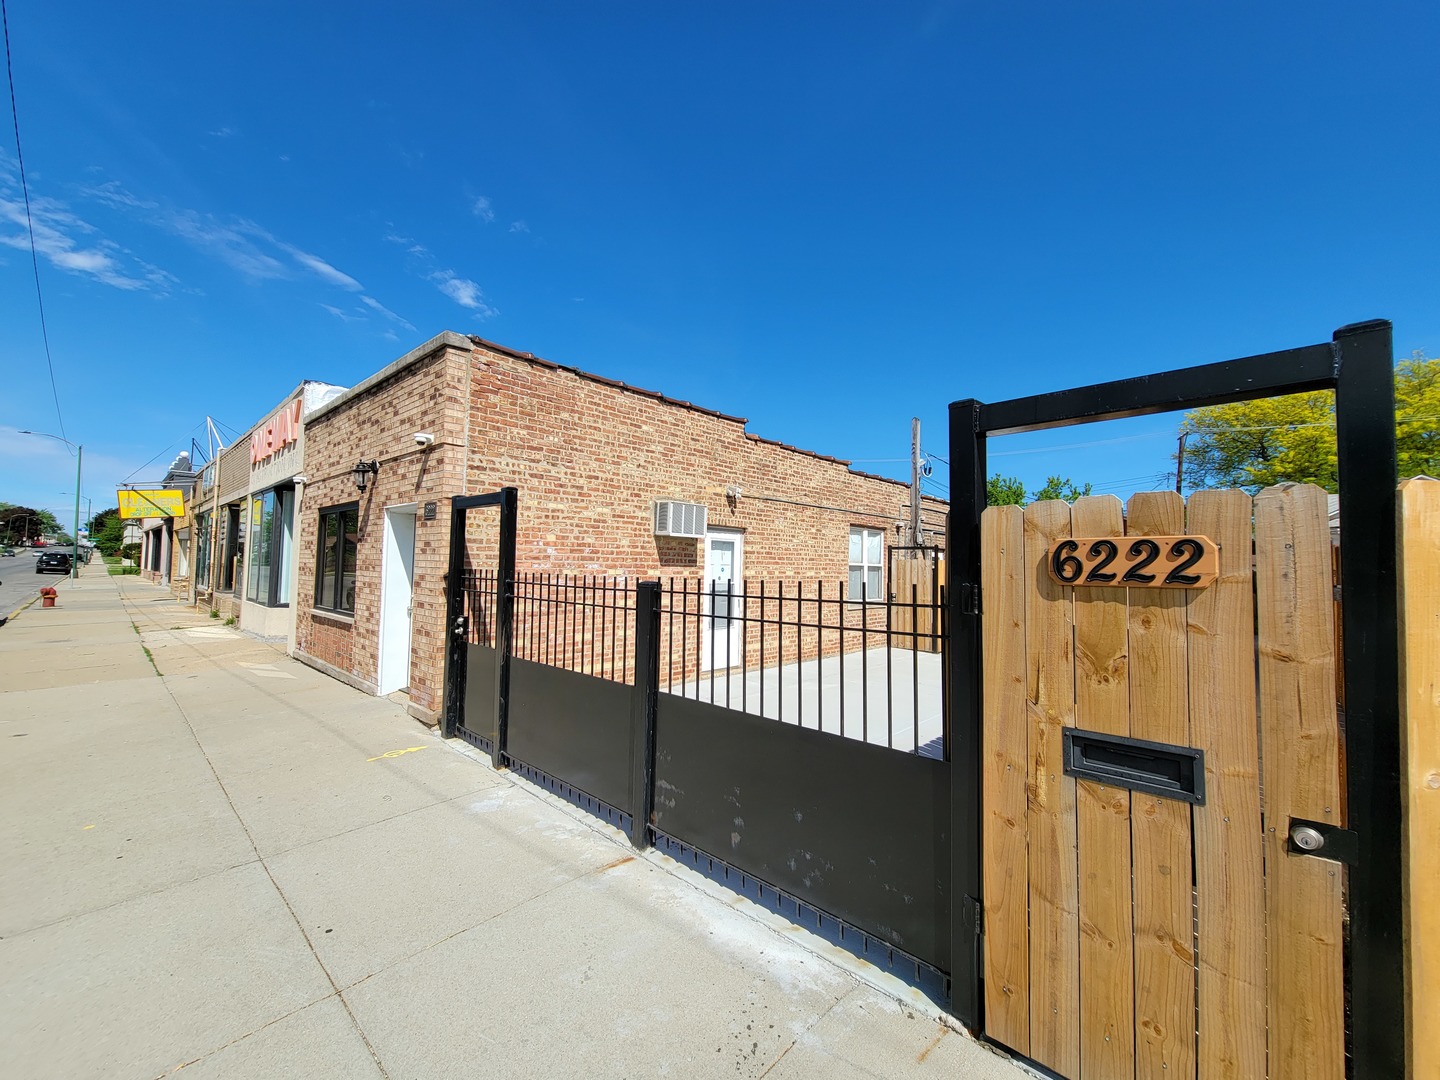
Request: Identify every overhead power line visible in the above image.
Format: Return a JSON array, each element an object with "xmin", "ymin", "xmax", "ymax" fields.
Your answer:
[{"xmin": 2, "ymin": 0, "xmax": 66, "ymax": 446}]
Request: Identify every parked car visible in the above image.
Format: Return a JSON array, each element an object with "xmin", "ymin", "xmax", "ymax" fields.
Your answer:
[
  {"xmin": 1, "ymin": 547, "xmax": 14, "ymax": 557},
  {"xmin": 35, "ymin": 551, "xmax": 73, "ymax": 574}
]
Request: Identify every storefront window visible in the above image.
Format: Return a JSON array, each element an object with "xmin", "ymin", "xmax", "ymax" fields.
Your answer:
[{"xmin": 245, "ymin": 487, "xmax": 295, "ymax": 607}]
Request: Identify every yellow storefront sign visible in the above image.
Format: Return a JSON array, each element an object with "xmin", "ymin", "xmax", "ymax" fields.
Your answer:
[{"xmin": 117, "ymin": 489, "xmax": 186, "ymax": 519}]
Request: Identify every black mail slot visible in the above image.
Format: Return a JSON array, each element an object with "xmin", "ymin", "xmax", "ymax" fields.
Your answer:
[{"xmin": 1062, "ymin": 728, "xmax": 1205, "ymax": 805}]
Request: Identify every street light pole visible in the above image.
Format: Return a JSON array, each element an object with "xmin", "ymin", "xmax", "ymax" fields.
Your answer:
[{"xmin": 21, "ymin": 431, "xmax": 83, "ymax": 581}]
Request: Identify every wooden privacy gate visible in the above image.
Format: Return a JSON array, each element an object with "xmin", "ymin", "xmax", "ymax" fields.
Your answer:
[{"xmin": 980, "ymin": 485, "xmax": 1344, "ymax": 1080}]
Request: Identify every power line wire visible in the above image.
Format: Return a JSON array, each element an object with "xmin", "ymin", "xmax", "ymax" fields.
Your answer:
[{"xmin": 2, "ymin": 0, "xmax": 65, "ymax": 447}]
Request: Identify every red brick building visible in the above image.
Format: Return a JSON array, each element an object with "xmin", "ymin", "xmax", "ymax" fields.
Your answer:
[{"xmin": 293, "ymin": 332, "xmax": 943, "ymax": 725}]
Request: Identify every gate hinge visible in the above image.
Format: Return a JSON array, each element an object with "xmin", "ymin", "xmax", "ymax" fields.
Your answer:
[{"xmin": 959, "ymin": 583, "xmax": 981, "ymax": 616}]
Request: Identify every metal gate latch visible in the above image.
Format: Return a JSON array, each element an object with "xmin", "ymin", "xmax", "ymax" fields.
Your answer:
[
  {"xmin": 452, "ymin": 614, "xmax": 469, "ymax": 638},
  {"xmin": 1286, "ymin": 818, "xmax": 1359, "ymax": 864}
]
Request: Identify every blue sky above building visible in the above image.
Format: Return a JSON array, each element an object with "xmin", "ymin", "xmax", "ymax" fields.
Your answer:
[{"xmin": 1, "ymin": 1, "xmax": 1435, "ymax": 522}]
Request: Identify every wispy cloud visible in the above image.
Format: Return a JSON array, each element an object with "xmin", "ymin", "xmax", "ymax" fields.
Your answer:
[
  {"xmin": 360, "ymin": 295, "xmax": 416, "ymax": 331},
  {"xmin": 163, "ymin": 210, "xmax": 287, "ymax": 280},
  {"xmin": 320, "ymin": 303, "xmax": 362, "ymax": 323},
  {"xmin": 281, "ymin": 244, "xmax": 363, "ymax": 291},
  {"xmin": 0, "ymin": 166, "xmax": 155, "ymax": 290},
  {"xmin": 509, "ymin": 220, "xmax": 529, "ymax": 233},
  {"xmin": 208, "ymin": 126, "xmax": 238, "ymax": 138},
  {"xmin": 430, "ymin": 270, "xmax": 497, "ymax": 317},
  {"xmin": 472, "ymin": 196, "xmax": 495, "ymax": 223}
]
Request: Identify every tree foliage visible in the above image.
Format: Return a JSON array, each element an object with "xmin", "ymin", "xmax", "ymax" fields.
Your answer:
[
  {"xmin": 1030, "ymin": 476, "xmax": 1094, "ymax": 503},
  {"xmin": 986, "ymin": 474, "xmax": 1027, "ymax": 506},
  {"xmin": 1176, "ymin": 357, "xmax": 1440, "ymax": 492},
  {"xmin": 0, "ymin": 505, "xmax": 62, "ymax": 544},
  {"xmin": 986, "ymin": 474, "xmax": 1094, "ymax": 506},
  {"xmin": 90, "ymin": 507, "xmax": 125, "ymax": 556}
]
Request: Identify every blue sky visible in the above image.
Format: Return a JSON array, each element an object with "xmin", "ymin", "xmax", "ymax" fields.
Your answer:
[{"xmin": 1, "ymin": 1, "xmax": 1435, "ymax": 528}]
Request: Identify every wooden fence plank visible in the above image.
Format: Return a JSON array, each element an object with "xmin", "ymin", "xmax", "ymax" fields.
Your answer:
[
  {"xmin": 1126, "ymin": 490, "xmax": 1197, "ymax": 1080},
  {"xmin": 1023, "ymin": 499, "xmax": 1081, "ymax": 1078},
  {"xmin": 1071, "ymin": 495, "xmax": 1135, "ymax": 1079},
  {"xmin": 1399, "ymin": 477, "xmax": 1440, "ymax": 1080},
  {"xmin": 982, "ymin": 506, "xmax": 1030, "ymax": 1052},
  {"xmin": 1255, "ymin": 484, "xmax": 1344, "ymax": 1080},
  {"xmin": 1187, "ymin": 489, "xmax": 1267, "ymax": 1080}
]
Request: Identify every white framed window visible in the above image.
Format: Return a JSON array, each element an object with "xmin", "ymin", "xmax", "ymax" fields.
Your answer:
[{"xmin": 848, "ymin": 527, "xmax": 884, "ymax": 600}]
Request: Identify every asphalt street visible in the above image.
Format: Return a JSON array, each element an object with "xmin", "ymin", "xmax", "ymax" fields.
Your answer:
[{"xmin": 0, "ymin": 548, "xmax": 85, "ymax": 619}]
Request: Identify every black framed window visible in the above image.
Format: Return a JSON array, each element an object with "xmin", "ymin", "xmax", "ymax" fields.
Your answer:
[{"xmin": 315, "ymin": 503, "xmax": 359, "ymax": 614}]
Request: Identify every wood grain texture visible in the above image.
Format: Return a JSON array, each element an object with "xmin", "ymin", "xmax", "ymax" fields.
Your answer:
[
  {"xmin": 1255, "ymin": 484, "xmax": 1344, "ymax": 1080},
  {"xmin": 981, "ymin": 505, "xmax": 1030, "ymax": 1053},
  {"xmin": 1187, "ymin": 489, "xmax": 1267, "ymax": 1080},
  {"xmin": 1023, "ymin": 499, "xmax": 1080, "ymax": 1078},
  {"xmin": 1398, "ymin": 478, "xmax": 1440, "ymax": 1080},
  {"xmin": 1126, "ymin": 491, "xmax": 1197, "ymax": 1080},
  {"xmin": 1070, "ymin": 496, "xmax": 1135, "ymax": 1080}
]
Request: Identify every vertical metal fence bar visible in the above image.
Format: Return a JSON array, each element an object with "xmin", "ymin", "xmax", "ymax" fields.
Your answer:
[
  {"xmin": 627, "ymin": 580, "xmax": 661, "ymax": 849},
  {"xmin": 912, "ymin": 581, "xmax": 920, "ymax": 753},
  {"xmin": 1332, "ymin": 320, "xmax": 1403, "ymax": 1078},
  {"xmin": 949, "ymin": 398, "xmax": 984, "ymax": 1030},
  {"xmin": 885, "ymin": 588, "xmax": 894, "ymax": 748},
  {"xmin": 490, "ymin": 487, "xmax": 518, "ymax": 769},
  {"xmin": 860, "ymin": 579, "xmax": 869, "ymax": 743},
  {"xmin": 819, "ymin": 583, "xmax": 826, "ymax": 729},
  {"xmin": 758, "ymin": 580, "xmax": 766, "ymax": 717}
]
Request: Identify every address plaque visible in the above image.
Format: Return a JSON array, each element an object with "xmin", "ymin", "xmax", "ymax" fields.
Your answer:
[{"xmin": 1045, "ymin": 535, "xmax": 1219, "ymax": 589}]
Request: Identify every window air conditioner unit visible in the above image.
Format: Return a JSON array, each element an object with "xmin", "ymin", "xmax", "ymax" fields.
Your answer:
[{"xmin": 654, "ymin": 500, "xmax": 707, "ymax": 539}]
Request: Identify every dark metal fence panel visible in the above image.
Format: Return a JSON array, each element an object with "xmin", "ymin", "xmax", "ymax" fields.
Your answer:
[
  {"xmin": 507, "ymin": 658, "xmax": 634, "ymax": 813},
  {"xmin": 653, "ymin": 692, "xmax": 951, "ymax": 972},
  {"xmin": 460, "ymin": 644, "xmax": 497, "ymax": 751},
  {"xmin": 658, "ymin": 577, "xmax": 947, "ymax": 758}
]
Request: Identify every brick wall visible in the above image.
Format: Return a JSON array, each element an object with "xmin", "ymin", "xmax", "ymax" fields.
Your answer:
[
  {"xmin": 293, "ymin": 332, "xmax": 945, "ymax": 725},
  {"xmin": 293, "ymin": 339, "xmax": 469, "ymax": 712}
]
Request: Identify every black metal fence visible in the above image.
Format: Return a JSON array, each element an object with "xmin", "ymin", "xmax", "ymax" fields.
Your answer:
[{"xmin": 658, "ymin": 577, "xmax": 946, "ymax": 757}]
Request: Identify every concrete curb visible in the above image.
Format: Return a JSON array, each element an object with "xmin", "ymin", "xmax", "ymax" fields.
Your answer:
[{"xmin": 1, "ymin": 592, "xmax": 42, "ymax": 626}]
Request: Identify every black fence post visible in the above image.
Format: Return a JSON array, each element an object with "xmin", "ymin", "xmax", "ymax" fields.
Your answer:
[
  {"xmin": 442, "ymin": 497, "xmax": 469, "ymax": 739},
  {"xmin": 628, "ymin": 579, "xmax": 661, "ymax": 849},
  {"xmin": 947, "ymin": 397, "xmax": 986, "ymax": 1032},
  {"xmin": 1332, "ymin": 320, "xmax": 1403, "ymax": 1078},
  {"xmin": 491, "ymin": 486, "xmax": 518, "ymax": 769}
]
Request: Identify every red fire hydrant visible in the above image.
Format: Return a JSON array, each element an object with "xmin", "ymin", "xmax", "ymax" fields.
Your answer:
[{"xmin": 39, "ymin": 586, "xmax": 58, "ymax": 608}]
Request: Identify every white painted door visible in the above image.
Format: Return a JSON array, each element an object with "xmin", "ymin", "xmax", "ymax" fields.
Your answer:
[
  {"xmin": 702, "ymin": 530, "xmax": 743, "ymax": 671},
  {"xmin": 378, "ymin": 508, "xmax": 417, "ymax": 695}
]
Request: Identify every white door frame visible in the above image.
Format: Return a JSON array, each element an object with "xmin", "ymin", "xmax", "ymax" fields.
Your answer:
[
  {"xmin": 377, "ymin": 504, "xmax": 418, "ymax": 695},
  {"xmin": 701, "ymin": 529, "xmax": 744, "ymax": 672}
]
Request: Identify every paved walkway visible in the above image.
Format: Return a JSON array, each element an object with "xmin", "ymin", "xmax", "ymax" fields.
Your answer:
[{"xmin": 0, "ymin": 563, "xmax": 1026, "ymax": 1079}]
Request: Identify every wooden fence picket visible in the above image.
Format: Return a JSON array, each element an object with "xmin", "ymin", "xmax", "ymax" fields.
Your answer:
[
  {"xmin": 1125, "ymin": 491, "xmax": 1196, "ymax": 1080},
  {"xmin": 1022, "ymin": 499, "xmax": 1080, "ymax": 1077},
  {"xmin": 1255, "ymin": 484, "xmax": 1345, "ymax": 1079},
  {"xmin": 1070, "ymin": 496, "xmax": 1134, "ymax": 1079}
]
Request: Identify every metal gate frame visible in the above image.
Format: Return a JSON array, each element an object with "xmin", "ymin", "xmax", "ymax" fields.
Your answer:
[
  {"xmin": 442, "ymin": 487, "xmax": 517, "ymax": 768},
  {"xmin": 946, "ymin": 319, "xmax": 1403, "ymax": 1075}
]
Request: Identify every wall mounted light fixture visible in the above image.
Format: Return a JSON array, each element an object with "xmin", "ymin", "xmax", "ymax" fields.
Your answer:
[{"xmin": 351, "ymin": 459, "xmax": 380, "ymax": 492}]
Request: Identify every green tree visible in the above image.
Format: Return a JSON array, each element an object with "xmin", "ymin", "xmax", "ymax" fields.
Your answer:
[
  {"xmin": 1176, "ymin": 356, "xmax": 1440, "ymax": 492},
  {"xmin": 986, "ymin": 474, "xmax": 1027, "ymax": 506},
  {"xmin": 91, "ymin": 508, "xmax": 125, "ymax": 556},
  {"xmin": 985, "ymin": 474, "xmax": 1095, "ymax": 505},
  {"xmin": 0, "ymin": 505, "xmax": 61, "ymax": 544},
  {"xmin": 1030, "ymin": 476, "xmax": 1094, "ymax": 503}
]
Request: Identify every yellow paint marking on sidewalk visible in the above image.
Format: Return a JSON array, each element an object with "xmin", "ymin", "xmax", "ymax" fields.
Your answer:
[
  {"xmin": 367, "ymin": 746, "xmax": 429, "ymax": 762},
  {"xmin": 83, "ymin": 824, "xmax": 95, "ymax": 830}
]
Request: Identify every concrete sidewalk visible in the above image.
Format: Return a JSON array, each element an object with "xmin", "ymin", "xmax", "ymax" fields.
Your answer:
[{"xmin": 0, "ymin": 564, "xmax": 1026, "ymax": 1080}]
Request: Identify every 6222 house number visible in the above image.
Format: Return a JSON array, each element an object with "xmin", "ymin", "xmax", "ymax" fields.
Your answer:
[{"xmin": 1046, "ymin": 535, "xmax": 1219, "ymax": 589}]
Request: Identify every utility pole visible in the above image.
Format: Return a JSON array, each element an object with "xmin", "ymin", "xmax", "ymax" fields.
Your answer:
[
  {"xmin": 1175, "ymin": 432, "xmax": 1188, "ymax": 494},
  {"xmin": 909, "ymin": 417, "xmax": 922, "ymax": 548}
]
